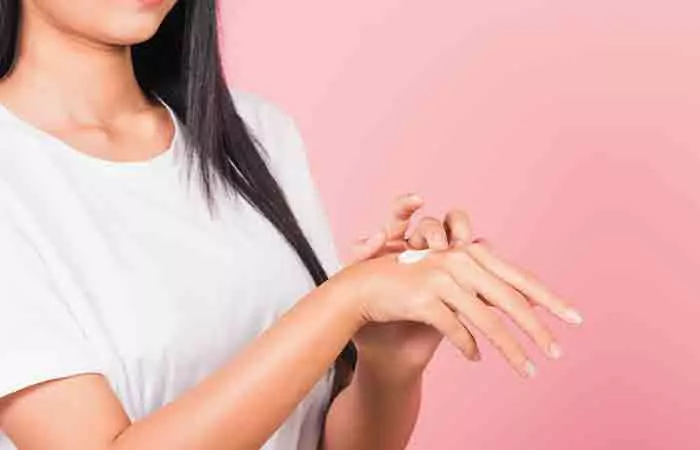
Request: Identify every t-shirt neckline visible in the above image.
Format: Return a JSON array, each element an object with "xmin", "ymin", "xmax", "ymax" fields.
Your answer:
[{"xmin": 0, "ymin": 93, "xmax": 181, "ymax": 172}]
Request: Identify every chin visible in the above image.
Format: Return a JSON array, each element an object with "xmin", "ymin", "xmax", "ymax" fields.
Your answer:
[
  {"xmin": 104, "ymin": 23, "xmax": 163, "ymax": 46},
  {"xmin": 100, "ymin": 10, "xmax": 172, "ymax": 45},
  {"xmin": 28, "ymin": 0, "xmax": 178, "ymax": 48}
]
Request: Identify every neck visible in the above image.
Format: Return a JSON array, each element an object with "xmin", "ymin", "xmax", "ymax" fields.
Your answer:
[{"xmin": 1, "ymin": 4, "xmax": 151, "ymax": 125}]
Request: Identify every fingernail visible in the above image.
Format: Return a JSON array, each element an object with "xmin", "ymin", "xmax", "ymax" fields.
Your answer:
[
  {"xmin": 562, "ymin": 308, "xmax": 584, "ymax": 325},
  {"xmin": 523, "ymin": 360, "xmax": 537, "ymax": 378},
  {"xmin": 547, "ymin": 342, "xmax": 563, "ymax": 359}
]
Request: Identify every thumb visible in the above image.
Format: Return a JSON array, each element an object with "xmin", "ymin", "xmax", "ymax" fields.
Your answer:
[{"xmin": 349, "ymin": 230, "xmax": 387, "ymax": 264}]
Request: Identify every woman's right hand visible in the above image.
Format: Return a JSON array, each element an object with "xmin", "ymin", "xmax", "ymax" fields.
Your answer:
[{"xmin": 334, "ymin": 241, "xmax": 583, "ymax": 378}]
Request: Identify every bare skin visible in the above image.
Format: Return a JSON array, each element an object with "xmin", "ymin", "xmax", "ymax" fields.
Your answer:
[
  {"xmin": 0, "ymin": 0, "xmax": 176, "ymax": 164},
  {"xmin": 0, "ymin": 1, "xmax": 583, "ymax": 449}
]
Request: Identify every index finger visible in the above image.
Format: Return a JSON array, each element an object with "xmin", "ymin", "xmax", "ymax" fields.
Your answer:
[
  {"xmin": 465, "ymin": 241, "xmax": 584, "ymax": 325},
  {"xmin": 384, "ymin": 193, "xmax": 424, "ymax": 240},
  {"xmin": 443, "ymin": 209, "xmax": 473, "ymax": 245}
]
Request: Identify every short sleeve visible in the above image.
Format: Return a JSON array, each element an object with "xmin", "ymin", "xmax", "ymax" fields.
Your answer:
[
  {"xmin": 276, "ymin": 114, "xmax": 344, "ymax": 278},
  {"xmin": 0, "ymin": 203, "xmax": 102, "ymax": 400},
  {"xmin": 230, "ymin": 87, "xmax": 344, "ymax": 279}
]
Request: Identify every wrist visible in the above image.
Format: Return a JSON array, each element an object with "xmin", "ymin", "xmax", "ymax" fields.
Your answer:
[
  {"xmin": 326, "ymin": 262, "xmax": 380, "ymax": 329},
  {"xmin": 323, "ymin": 264, "xmax": 372, "ymax": 333}
]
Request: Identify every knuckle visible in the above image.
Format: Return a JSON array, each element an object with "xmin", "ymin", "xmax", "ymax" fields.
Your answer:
[
  {"xmin": 446, "ymin": 208, "xmax": 471, "ymax": 224},
  {"xmin": 480, "ymin": 313, "xmax": 505, "ymax": 336},
  {"xmin": 426, "ymin": 267, "xmax": 453, "ymax": 290},
  {"xmin": 410, "ymin": 276, "xmax": 440, "ymax": 304},
  {"xmin": 443, "ymin": 248, "xmax": 474, "ymax": 266},
  {"xmin": 499, "ymin": 337, "xmax": 526, "ymax": 361},
  {"xmin": 505, "ymin": 287, "xmax": 530, "ymax": 307},
  {"xmin": 396, "ymin": 192, "xmax": 411, "ymax": 202},
  {"xmin": 429, "ymin": 229, "xmax": 446, "ymax": 240},
  {"xmin": 532, "ymin": 321, "xmax": 555, "ymax": 343},
  {"xmin": 417, "ymin": 302, "xmax": 445, "ymax": 326},
  {"xmin": 420, "ymin": 216, "xmax": 442, "ymax": 228},
  {"xmin": 466, "ymin": 239, "xmax": 484, "ymax": 252},
  {"xmin": 520, "ymin": 308, "xmax": 543, "ymax": 329},
  {"xmin": 523, "ymin": 314, "xmax": 551, "ymax": 342},
  {"xmin": 519, "ymin": 266, "xmax": 539, "ymax": 284},
  {"xmin": 409, "ymin": 282, "xmax": 432, "ymax": 303},
  {"xmin": 403, "ymin": 296, "xmax": 431, "ymax": 322}
]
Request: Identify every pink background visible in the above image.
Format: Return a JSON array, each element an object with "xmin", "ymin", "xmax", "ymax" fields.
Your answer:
[{"xmin": 221, "ymin": 1, "xmax": 700, "ymax": 449}]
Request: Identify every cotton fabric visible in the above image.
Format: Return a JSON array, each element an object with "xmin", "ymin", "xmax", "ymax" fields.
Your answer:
[{"xmin": 0, "ymin": 87, "xmax": 342, "ymax": 450}]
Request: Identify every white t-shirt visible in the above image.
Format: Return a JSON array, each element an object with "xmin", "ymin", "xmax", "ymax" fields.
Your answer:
[{"xmin": 0, "ymin": 87, "xmax": 343, "ymax": 450}]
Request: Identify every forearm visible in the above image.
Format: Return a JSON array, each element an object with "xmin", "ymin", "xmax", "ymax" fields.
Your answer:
[
  {"xmin": 321, "ymin": 355, "xmax": 423, "ymax": 450},
  {"xmin": 113, "ymin": 278, "xmax": 362, "ymax": 450}
]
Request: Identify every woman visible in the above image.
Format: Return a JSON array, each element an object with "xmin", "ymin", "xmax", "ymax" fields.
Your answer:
[{"xmin": 0, "ymin": 1, "xmax": 583, "ymax": 449}]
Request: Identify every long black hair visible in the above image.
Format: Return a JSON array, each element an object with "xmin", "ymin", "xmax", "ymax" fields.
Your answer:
[{"xmin": 0, "ymin": 0, "xmax": 356, "ymax": 399}]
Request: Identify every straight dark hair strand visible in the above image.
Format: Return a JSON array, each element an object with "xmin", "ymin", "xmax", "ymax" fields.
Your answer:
[{"xmin": 0, "ymin": 0, "xmax": 356, "ymax": 403}]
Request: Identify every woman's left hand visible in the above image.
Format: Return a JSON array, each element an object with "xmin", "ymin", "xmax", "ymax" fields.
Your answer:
[{"xmin": 348, "ymin": 193, "xmax": 480, "ymax": 381}]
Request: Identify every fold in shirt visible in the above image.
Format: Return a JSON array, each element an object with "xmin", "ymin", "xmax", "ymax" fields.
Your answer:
[{"xmin": 0, "ymin": 87, "xmax": 343, "ymax": 450}]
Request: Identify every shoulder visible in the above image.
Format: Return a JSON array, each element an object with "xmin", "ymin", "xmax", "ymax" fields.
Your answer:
[
  {"xmin": 229, "ymin": 87, "xmax": 289, "ymax": 123},
  {"xmin": 228, "ymin": 89, "xmax": 342, "ymax": 278},
  {"xmin": 228, "ymin": 86, "xmax": 309, "ymax": 172},
  {"xmin": 229, "ymin": 86, "xmax": 300, "ymax": 144}
]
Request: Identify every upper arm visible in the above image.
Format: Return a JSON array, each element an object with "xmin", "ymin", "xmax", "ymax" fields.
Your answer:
[
  {"xmin": 0, "ymin": 199, "xmax": 129, "ymax": 449},
  {"xmin": 0, "ymin": 374, "xmax": 129, "ymax": 450}
]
